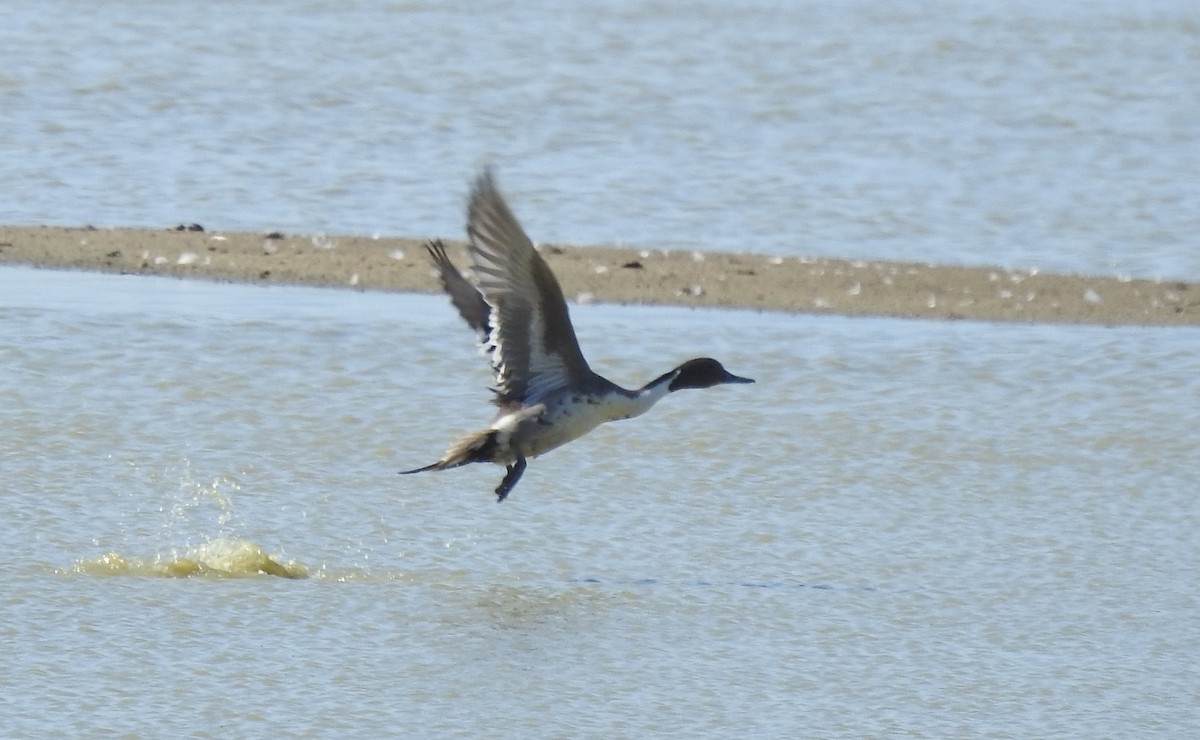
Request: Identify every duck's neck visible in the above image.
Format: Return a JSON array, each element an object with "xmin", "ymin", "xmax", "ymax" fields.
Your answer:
[{"xmin": 599, "ymin": 372, "xmax": 676, "ymax": 422}]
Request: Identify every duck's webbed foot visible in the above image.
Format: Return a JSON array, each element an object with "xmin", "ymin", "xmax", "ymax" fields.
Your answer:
[{"xmin": 495, "ymin": 455, "xmax": 527, "ymax": 502}]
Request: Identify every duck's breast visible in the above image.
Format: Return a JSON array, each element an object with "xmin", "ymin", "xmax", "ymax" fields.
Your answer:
[{"xmin": 500, "ymin": 395, "xmax": 616, "ymax": 458}]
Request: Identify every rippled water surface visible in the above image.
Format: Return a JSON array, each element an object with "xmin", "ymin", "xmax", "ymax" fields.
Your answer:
[
  {"xmin": 2, "ymin": 266, "xmax": 1198, "ymax": 736},
  {"xmin": 3, "ymin": 0, "xmax": 1199, "ymax": 278}
]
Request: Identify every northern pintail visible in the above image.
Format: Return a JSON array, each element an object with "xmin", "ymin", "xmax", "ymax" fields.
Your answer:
[{"xmin": 401, "ymin": 170, "xmax": 754, "ymax": 501}]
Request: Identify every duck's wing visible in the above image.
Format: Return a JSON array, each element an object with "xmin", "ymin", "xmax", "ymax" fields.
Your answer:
[
  {"xmin": 465, "ymin": 169, "xmax": 592, "ymax": 404},
  {"xmin": 426, "ymin": 239, "xmax": 492, "ymax": 345}
]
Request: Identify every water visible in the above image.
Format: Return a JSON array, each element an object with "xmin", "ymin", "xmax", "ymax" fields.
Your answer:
[
  {"xmin": 2, "ymin": 265, "xmax": 1198, "ymax": 736},
  {"xmin": 3, "ymin": 1, "xmax": 1199, "ymax": 279}
]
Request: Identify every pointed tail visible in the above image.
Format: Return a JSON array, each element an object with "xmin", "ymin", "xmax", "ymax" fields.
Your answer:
[
  {"xmin": 399, "ymin": 461, "xmax": 451, "ymax": 475},
  {"xmin": 399, "ymin": 429, "xmax": 501, "ymax": 476}
]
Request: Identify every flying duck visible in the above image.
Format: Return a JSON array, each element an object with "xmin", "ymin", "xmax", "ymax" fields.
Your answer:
[{"xmin": 401, "ymin": 170, "xmax": 754, "ymax": 501}]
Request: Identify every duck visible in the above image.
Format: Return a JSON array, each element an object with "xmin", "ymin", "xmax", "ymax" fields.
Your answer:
[{"xmin": 401, "ymin": 170, "xmax": 754, "ymax": 501}]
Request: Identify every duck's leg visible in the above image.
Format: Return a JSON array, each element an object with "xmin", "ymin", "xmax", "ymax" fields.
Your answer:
[{"xmin": 495, "ymin": 455, "xmax": 527, "ymax": 502}]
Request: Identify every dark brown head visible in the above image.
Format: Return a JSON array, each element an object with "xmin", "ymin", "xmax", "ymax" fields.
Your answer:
[{"xmin": 664, "ymin": 358, "xmax": 754, "ymax": 392}]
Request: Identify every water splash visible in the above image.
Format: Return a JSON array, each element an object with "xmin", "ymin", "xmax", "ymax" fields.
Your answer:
[
  {"xmin": 65, "ymin": 538, "xmax": 308, "ymax": 579},
  {"xmin": 81, "ymin": 457, "xmax": 309, "ymax": 578},
  {"xmin": 157, "ymin": 458, "xmax": 243, "ymax": 537}
]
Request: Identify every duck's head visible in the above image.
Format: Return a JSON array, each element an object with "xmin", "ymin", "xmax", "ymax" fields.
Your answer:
[{"xmin": 667, "ymin": 358, "xmax": 755, "ymax": 391}]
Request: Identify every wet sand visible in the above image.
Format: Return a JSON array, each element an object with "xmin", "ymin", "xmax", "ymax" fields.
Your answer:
[{"xmin": 1, "ymin": 225, "xmax": 1196, "ymax": 326}]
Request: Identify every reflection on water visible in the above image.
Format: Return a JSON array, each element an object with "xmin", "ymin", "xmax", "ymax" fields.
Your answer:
[{"xmin": 3, "ymin": 267, "xmax": 1199, "ymax": 737}]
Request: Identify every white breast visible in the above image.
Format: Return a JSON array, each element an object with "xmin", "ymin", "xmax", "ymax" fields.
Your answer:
[
  {"xmin": 525, "ymin": 398, "xmax": 611, "ymax": 458},
  {"xmin": 492, "ymin": 386, "xmax": 672, "ymax": 460}
]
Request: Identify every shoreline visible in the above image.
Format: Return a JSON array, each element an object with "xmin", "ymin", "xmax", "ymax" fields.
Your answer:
[{"xmin": 1, "ymin": 225, "xmax": 1196, "ymax": 326}]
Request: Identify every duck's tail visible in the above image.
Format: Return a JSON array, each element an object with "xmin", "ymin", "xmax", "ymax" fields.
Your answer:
[{"xmin": 399, "ymin": 429, "xmax": 501, "ymax": 475}]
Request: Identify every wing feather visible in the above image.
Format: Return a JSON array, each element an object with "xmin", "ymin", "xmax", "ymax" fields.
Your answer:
[
  {"xmin": 465, "ymin": 170, "xmax": 592, "ymax": 404},
  {"xmin": 425, "ymin": 239, "xmax": 492, "ymax": 344}
]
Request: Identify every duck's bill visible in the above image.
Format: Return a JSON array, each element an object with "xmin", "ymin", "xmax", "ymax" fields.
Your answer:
[{"xmin": 722, "ymin": 371, "xmax": 755, "ymax": 384}]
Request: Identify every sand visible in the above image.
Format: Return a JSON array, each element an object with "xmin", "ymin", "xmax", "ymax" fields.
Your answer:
[{"xmin": 1, "ymin": 224, "xmax": 1196, "ymax": 326}]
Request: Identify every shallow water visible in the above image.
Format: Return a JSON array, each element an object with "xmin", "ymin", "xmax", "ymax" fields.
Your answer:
[
  {"xmin": 3, "ymin": 0, "xmax": 1199, "ymax": 279},
  {"xmin": 2, "ymin": 266, "xmax": 1198, "ymax": 736}
]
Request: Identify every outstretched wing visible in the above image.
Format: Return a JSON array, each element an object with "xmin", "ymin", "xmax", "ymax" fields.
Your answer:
[
  {"xmin": 426, "ymin": 239, "xmax": 492, "ymax": 345},
  {"xmin": 465, "ymin": 169, "xmax": 592, "ymax": 404}
]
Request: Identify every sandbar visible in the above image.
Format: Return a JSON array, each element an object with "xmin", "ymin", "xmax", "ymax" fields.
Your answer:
[{"xmin": 1, "ymin": 225, "xmax": 1196, "ymax": 326}]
